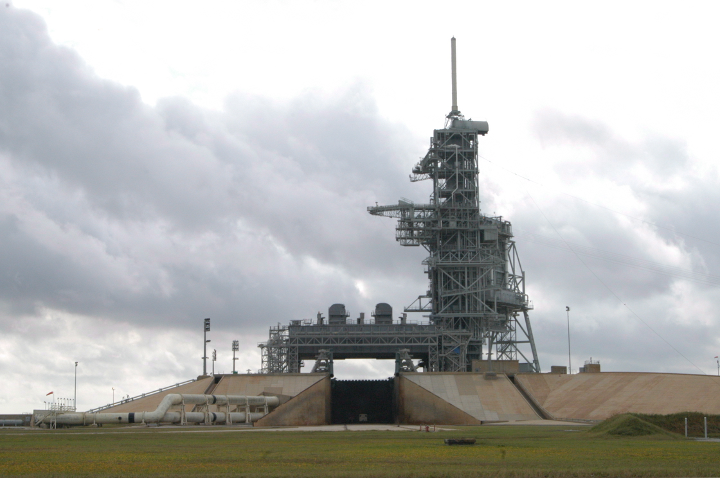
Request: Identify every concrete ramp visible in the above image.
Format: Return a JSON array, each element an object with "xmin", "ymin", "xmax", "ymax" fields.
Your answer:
[
  {"xmin": 399, "ymin": 373, "xmax": 539, "ymax": 423},
  {"xmin": 255, "ymin": 376, "xmax": 331, "ymax": 426},
  {"xmin": 396, "ymin": 375, "xmax": 481, "ymax": 425},
  {"xmin": 516, "ymin": 372, "xmax": 720, "ymax": 421},
  {"xmin": 98, "ymin": 377, "xmax": 214, "ymax": 413},
  {"xmin": 211, "ymin": 373, "xmax": 325, "ymax": 398},
  {"xmin": 97, "ymin": 374, "xmax": 326, "ymax": 416}
]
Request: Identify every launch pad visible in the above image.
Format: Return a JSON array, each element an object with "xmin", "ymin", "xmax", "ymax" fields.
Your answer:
[{"xmin": 25, "ymin": 40, "xmax": 720, "ymax": 432}]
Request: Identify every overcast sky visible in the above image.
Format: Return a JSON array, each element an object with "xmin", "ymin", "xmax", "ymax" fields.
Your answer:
[{"xmin": 2, "ymin": 1, "xmax": 720, "ymax": 413}]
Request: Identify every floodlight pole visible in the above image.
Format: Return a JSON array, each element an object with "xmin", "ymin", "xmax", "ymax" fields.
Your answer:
[
  {"xmin": 232, "ymin": 340, "xmax": 239, "ymax": 374},
  {"xmin": 74, "ymin": 361, "xmax": 78, "ymax": 411},
  {"xmin": 566, "ymin": 306, "xmax": 572, "ymax": 374},
  {"xmin": 203, "ymin": 318, "xmax": 211, "ymax": 376}
]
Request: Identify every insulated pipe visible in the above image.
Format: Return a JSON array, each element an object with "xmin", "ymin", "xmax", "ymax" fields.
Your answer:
[
  {"xmin": 168, "ymin": 412, "xmax": 266, "ymax": 424},
  {"xmin": 38, "ymin": 394, "xmax": 278, "ymax": 427}
]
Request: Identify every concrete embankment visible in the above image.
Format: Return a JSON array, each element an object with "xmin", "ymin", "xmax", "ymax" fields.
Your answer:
[{"xmin": 515, "ymin": 372, "xmax": 720, "ymax": 421}]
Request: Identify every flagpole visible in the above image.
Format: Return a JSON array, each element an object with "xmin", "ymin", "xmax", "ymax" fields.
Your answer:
[
  {"xmin": 74, "ymin": 362, "xmax": 78, "ymax": 411},
  {"xmin": 566, "ymin": 306, "xmax": 572, "ymax": 374}
]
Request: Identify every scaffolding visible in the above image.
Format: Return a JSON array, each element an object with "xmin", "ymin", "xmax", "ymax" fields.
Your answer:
[{"xmin": 258, "ymin": 324, "xmax": 291, "ymax": 374}]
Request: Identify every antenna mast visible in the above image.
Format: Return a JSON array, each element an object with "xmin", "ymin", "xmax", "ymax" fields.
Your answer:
[{"xmin": 451, "ymin": 37, "xmax": 460, "ymax": 116}]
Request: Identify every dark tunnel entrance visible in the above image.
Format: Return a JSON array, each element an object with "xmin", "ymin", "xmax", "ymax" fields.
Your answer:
[{"xmin": 331, "ymin": 378, "xmax": 394, "ymax": 424}]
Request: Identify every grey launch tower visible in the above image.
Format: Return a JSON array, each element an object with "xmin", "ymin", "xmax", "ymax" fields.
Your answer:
[
  {"xmin": 259, "ymin": 39, "xmax": 539, "ymax": 374},
  {"xmin": 368, "ymin": 39, "xmax": 539, "ymax": 373}
]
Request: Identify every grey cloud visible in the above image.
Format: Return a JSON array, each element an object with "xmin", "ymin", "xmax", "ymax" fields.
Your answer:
[
  {"xmin": 507, "ymin": 110, "xmax": 720, "ymax": 374},
  {"xmin": 0, "ymin": 7, "xmax": 426, "ymax": 337},
  {"xmin": 535, "ymin": 110, "xmax": 613, "ymax": 147},
  {"xmin": 533, "ymin": 109, "xmax": 689, "ymax": 182}
]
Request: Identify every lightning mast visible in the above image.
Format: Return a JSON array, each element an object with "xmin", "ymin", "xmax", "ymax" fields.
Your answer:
[{"xmin": 368, "ymin": 38, "xmax": 540, "ymax": 372}]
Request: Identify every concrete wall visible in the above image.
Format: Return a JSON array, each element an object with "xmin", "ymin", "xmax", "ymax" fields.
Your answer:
[
  {"xmin": 255, "ymin": 376, "xmax": 331, "ymax": 426},
  {"xmin": 471, "ymin": 360, "xmax": 520, "ymax": 374},
  {"xmin": 397, "ymin": 373, "xmax": 539, "ymax": 424},
  {"xmin": 516, "ymin": 372, "xmax": 720, "ymax": 421}
]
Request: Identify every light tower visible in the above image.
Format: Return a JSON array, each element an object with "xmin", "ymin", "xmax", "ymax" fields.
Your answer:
[
  {"xmin": 368, "ymin": 38, "xmax": 540, "ymax": 372},
  {"xmin": 203, "ymin": 318, "xmax": 211, "ymax": 376},
  {"xmin": 232, "ymin": 340, "xmax": 239, "ymax": 374}
]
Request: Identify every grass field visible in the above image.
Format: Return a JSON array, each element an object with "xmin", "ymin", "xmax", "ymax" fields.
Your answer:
[{"xmin": 0, "ymin": 423, "xmax": 718, "ymax": 477}]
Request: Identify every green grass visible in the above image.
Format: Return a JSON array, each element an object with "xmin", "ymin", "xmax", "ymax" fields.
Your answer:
[
  {"xmin": 0, "ymin": 424, "xmax": 718, "ymax": 477},
  {"xmin": 589, "ymin": 414, "xmax": 679, "ymax": 437},
  {"xmin": 589, "ymin": 412, "xmax": 720, "ymax": 438},
  {"xmin": 633, "ymin": 412, "xmax": 720, "ymax": 437}
]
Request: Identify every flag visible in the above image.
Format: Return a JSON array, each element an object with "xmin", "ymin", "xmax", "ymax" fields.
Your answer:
[
  {"xmin": 46, "ymin": 391, "xmax": 54, "ymax": 396},
  {"xmin": 715, "ymin": 356, "xmax": 718, "ymax": 359}
]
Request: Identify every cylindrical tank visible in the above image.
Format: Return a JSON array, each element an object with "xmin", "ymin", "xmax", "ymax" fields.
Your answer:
[
  {"xmin": 451, "ymin": 118, "xmax": 489, "ymax": 135},
  {"xmin": 0, "ymin": 420, "xmax": 23, "ymax": 426},
  {"xmin": 328, "ymin": 304, "xmax": 348, "ymax": 325},
  {"xmin": 373, "ymin": 303, "xmax": 393, "ymax": 325}
]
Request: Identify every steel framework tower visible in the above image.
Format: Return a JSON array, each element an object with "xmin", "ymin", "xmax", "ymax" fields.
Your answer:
[{"xmin": 367, "ymin": 38, "xmax": 540, "ymax": 372}]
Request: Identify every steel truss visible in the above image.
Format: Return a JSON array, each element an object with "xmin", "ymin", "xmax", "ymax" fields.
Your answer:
[
  {"xmin": 368, "ymin": 113, "xmax": 540, "ymax": 373},
  {"xmin": 259, "ymin": 323, "xmax": 442, "ymax": 374}
]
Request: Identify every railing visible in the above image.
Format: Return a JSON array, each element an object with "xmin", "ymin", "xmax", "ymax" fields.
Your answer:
[
  {"xmin": 44, "ymin": 399, "xmax": 76, "ymax": 412},
  {"xmin": 286, "ymin": 318, "xmax": 432, "ymax": 327},
  {"xmin": 85, "ymin": 379, "xmax": 196, "ymax": 413}
]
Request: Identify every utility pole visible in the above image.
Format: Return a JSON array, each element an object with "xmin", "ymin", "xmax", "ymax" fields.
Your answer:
[
  {"xmin": 74, "ymin": 361, "xmax": 78, "ymax": 411},
  {"xmin": 232, "ymin": 340, "xmax": 239, "ymax": 374},
  {"xmin": 112, "ymin": 387, "xmax": 115, "ymax": 404},
  {"xmin": 203, "ymin": 318, "xmax": 211, "ymax": 375},
  {"xmin": 566, "ymin": 306, "xmax": 572, "ymax": 374}
]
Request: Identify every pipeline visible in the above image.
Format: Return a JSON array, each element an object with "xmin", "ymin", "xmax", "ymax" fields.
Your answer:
[
  {"xmin": 0, "ymin": 420, "xmax": 24, "ymax": 426},
  {"xmin": 35, "ymin": 394, "xmax": 279, "ymax": 427}
]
